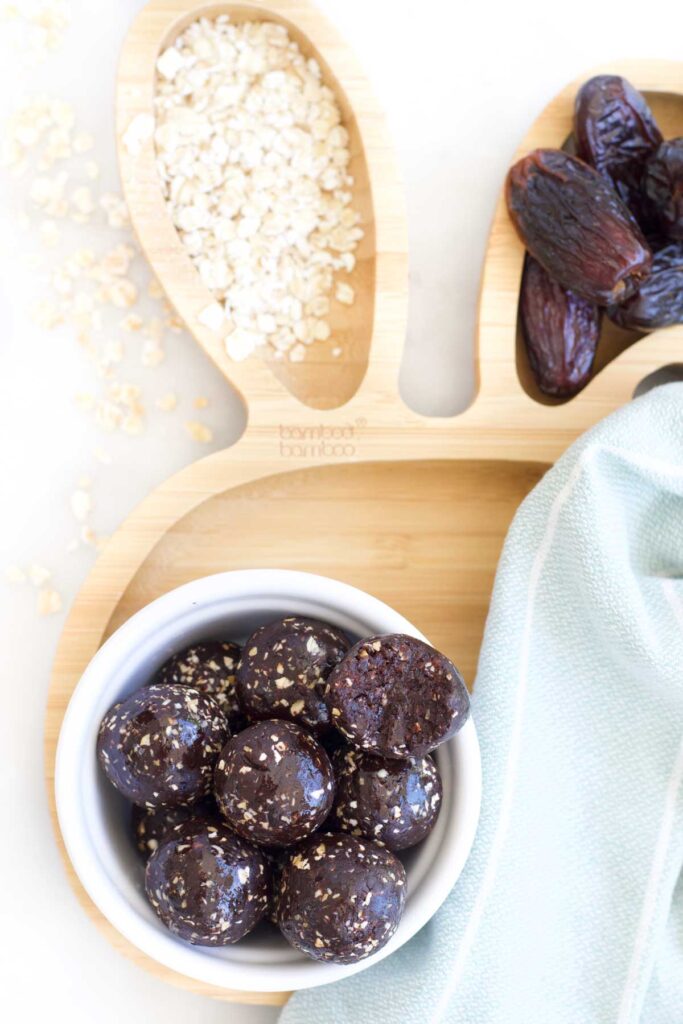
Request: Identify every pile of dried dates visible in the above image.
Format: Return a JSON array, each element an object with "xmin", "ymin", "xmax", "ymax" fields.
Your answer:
[{"xmin": 507, "ymin": 75, "xmax": 683, "ymax": 398}]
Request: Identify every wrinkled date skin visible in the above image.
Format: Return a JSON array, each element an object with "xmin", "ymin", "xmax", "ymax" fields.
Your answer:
[
  {"xmin": 506, "ymin": 149, "xmax": 652, "ymax": 305},
  {"xmin": 574, "ymin": 75, "xmax": 662, "ymax": 223},
  {"xmin": 607, "ymin": 242, "xmax": 683, "ymax": 331},
  {"xmin": 644, "ymin": 139, "xmax": 683, "ymax": 241},
  {"xmin": 520, "ymin": 255, "xmax": 601, "ymax": 397}
]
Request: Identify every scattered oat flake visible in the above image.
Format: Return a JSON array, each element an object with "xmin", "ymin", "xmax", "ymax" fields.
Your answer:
[
  {"xmin": 3, "ymin": 2, "xmax": 71, "ymax": 62},
  {"xmin": 70, "ymin": 488, "xmax": 92, "ymax": 521},
  {"xmin": 100, "ymin": 192, "xmax": 129, "ymax": 228},
  {"xmin": 28, "ymin": 563, "xmax": 51, "ymax": 587},
  {"xmin": 156, "ymin": 392, "xmax": 177, "ymax": 412},
  {"xmin": 185, "ymin": 420, "xmax": 213, "ymax": 443},
  {"xmin": 193, "ymin": 396, "xmax": 209, "ymax": 409},
  {"xmin": 5, "ymin": 565, "xmax": 26, "ymax": 584},
  {"xmin": 148, "ymin": 278, "xmax": 164, "ymax": 299},
  {"xmin": 122, "ymin": 412, "xmax": 144, "ymax": 435},
  {"xmin": 106, "ymin": 278, "xmax": 138, "ymax": 309},
  {"xmin": 32, "ymin": 298, "xmax": 64, "ymax": 328},
  {"xmin": 120, "ymin": 313, "xmax": 144, "ymax": 332},
  {"xmin": 37, "ymin": 588, "xmax": 63, "ymax": 615},
  {"xmin": 141, "ymin": 340, "xmax": 165, "ymax": 367},
  {"xmin": 80, "ymin": 525, "xmax": 98, "ymax": 547},
  {"xmin": 165, "ymin": 309, "xmax": 184, "ymax": 333}
]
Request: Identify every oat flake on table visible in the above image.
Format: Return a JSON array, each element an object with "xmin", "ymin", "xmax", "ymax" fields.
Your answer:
[{"xmin": 153, "ymin": 15, "xmax": 363, "ymax": 364}]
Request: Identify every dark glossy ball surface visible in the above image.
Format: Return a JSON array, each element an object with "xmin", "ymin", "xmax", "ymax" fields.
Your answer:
[
  {"xmin": 145, "ymin": 820, "xmax": 268, "ymax": 945},
  {"xmin": 236, "ymin": 616, "xmax": 349, "ymax": 735},
  {"xmin": 214, "ymin": 720, "xmax": 334, "ymax": 847},
  {"xmin": 277, "ymin": 833, "xmax": 406, "ymax": 964},
  {"xmin": 155, "ymin": 641, "xmax": 245, "ymax": 732},
  {"xmin": 331, "ymin": 747, "xmax": 442, "ymax": 850},
  {"xmin": 97, "ymin": 683, "xmax": 229, "ymax": 807}
]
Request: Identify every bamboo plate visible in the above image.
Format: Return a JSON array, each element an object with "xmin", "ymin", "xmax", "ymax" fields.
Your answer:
[{"xmin": 44, "ymin": 0, "xmax": 683, "ymax": 1002}]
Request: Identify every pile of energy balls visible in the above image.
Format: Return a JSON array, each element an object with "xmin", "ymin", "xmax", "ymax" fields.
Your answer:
[{"xmin": 97, "ymin": 616, "xmax": 470, "ymax": 964}]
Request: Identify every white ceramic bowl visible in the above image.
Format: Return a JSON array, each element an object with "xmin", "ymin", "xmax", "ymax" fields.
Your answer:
[{"xmin": 56, "ymin": 570, "xmax": 481, "ymax": 993}]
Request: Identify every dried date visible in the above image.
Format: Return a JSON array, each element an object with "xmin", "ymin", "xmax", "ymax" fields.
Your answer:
[
  {"xmin": 574, "ymin": 75, "xmax": 662, "ymax": 224},
  {"xmin": 520, "ymin": 255, "xmax": 601, "ymax": 397},
  {"xmin": 607, "ymin": 242, "xmax": 683, "ymax": 331},
  {"xmin": 643, "ymin": 139, "xmax": 683, "ymax": 240},
  {"xmin": 506, "ymin": 149, "xmax": 652, "ymax": 305}
]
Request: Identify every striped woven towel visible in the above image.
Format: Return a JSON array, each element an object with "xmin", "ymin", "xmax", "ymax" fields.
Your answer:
[{"xmin": 280, "ymin": 382, "xmax": 683, "ymax": 1024}]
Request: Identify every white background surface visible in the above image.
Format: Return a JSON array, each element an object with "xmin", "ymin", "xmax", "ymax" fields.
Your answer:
[{"xmin": 0, "ymin": 1, "xmax": 679, "ymax": 1021}]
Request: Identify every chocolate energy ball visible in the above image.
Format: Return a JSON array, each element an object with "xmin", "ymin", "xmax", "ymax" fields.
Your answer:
[
  {"xmin": 325, "ymin": 634, "xmax": 470, "ymax": 758},
  {"xmin": 131, "ymin": 798, "xmax": 218, "ymax": 859},
  {"xmin": 277, "ymin": 833, "xmax": 406, "ymax": 964},
  {"xmin": 331, "ymin": 747, "xmax": 442, "ymax": 851},
  {"xmin": 155, "ymin": 641, "xmax": 245, "ymax": 732},
  {"xmin": 145, "ymin": 820, "xmax": 268, "ymax": 945},
  {"xmin": 236, "ymin": 616, "xmax": 349, "ymax": 735},
  {"xmin": 97, "ymin": 683, "xmax": 229, "ymax": 808},
  {"xmin": 214, "ymin": 720, "xmax": 334, "ymax": 847}
]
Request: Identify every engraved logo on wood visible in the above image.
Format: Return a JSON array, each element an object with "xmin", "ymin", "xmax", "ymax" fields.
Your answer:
[{"xmin": 278, "ymin": 421, "xmax": 365, "ymax": 458}]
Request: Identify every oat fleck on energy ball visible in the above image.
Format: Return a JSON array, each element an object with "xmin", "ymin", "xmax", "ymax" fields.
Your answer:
[
  {"xmin": 332, "ymin": 747, "xmax": 442, "ymax": 851},
  {"xmin": 277, "ymin": 833, "xmax": 406, "ymax": 964},
  {"xmin": 236, "ymin": 616, "xmax": 349, "ymax": 735},
  {"xmin": 131, "ymin": 798, "xmax": 219, "ymax": 860},
  {"xmin": 155, "ymin": 641, "xmax": 245, "ymax": 732},
  {"xmin": 214, "ymin": 720, "xmax": 334, "ymax": 847},
  {"xmin": 145, "ymin": 820, "xmax": 268, "ymax": 945},
  {"xmin": 325, "ymin": 634, "xmax": 470, "ymax": 758},
  {"xmin": 97, "ymin": 683, "xmax": 229, "ymax": 807}
]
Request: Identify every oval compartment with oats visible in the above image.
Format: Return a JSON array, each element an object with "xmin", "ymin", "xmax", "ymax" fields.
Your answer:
[{"xmin": 153, "ymin": 14, "xmax": 364, "ymax": 368}]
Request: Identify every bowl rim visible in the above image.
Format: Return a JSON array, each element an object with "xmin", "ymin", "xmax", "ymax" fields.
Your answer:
[{"xmin": 55, "ymin": 569, "xmax": 481, "ymax": 992}]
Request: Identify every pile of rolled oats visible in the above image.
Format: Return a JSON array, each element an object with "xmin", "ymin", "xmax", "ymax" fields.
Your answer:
[{"xmin": 153, "ymin": 15, "xmax": 363, "ymax": 364}]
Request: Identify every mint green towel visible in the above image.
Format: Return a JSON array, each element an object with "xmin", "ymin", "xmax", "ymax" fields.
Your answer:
[{"xmin": 280, "ymin": 382, "xmax": 683, "ymax": 1024}]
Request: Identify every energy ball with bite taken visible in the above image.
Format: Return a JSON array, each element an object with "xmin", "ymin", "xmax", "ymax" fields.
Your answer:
[
  {"xmin": 145, "ymin": 820, "xmax": 268, "ymax": 945},
  {"xmin": 131, "ymin": 797, "xmax": 219, "ymax": 860},
  {"xmin": 277, "ymin": 833, "xmax": 406, "ymax": 964},
  {"xmin": 155, "ymin": 641, "xmax": 245, "ymax": 731},
  {"xmin": 332, "ymin": 747, "xmax": 442, "ymax": 851},
  {"xmin": 236, "ymin": 616, "xmax": 349, "ymax": 735},
  {"xmin": 325, "ymin": 634, "xmax": 469, "ymax": 759},
  {"xmin": 97, "ymin": 683, "xmax": 229, "ymax": 807},
  {"xmin": 214, "ymin": 720, "xmax": 334, "ymax": 847}
]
